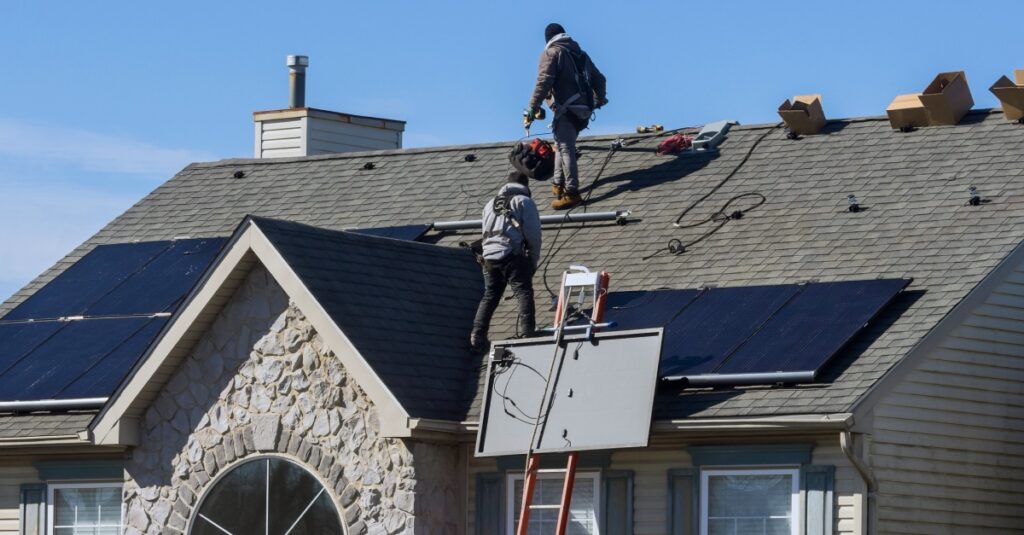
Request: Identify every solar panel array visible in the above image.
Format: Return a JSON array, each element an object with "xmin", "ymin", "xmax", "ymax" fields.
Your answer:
[
  {"xmin": 346, "ymin": 224, "xmax": 431, "ymax": 241},
  {"xmin": 0, "ymin": 238, "xmax": 225, "ymax": 401},
  {"xmin": 589, "ymin": 278, "xmax": 910, "ymax": 385}
]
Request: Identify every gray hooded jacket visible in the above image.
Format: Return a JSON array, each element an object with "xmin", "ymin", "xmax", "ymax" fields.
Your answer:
[{"xmin": 481, "ymin": 183, "xmax": 542, "ymax": 269}]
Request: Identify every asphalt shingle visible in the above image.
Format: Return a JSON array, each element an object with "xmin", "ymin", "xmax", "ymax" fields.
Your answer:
[{"xmin": 4, "ymin": 110, "xmax": 1024, "ymax": 428}]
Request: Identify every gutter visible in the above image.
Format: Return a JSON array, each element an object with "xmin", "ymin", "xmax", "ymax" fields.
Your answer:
[
  {"xmin": 0, "ymin": 397, "xmax": 108, "ymax": 412},
  {"xmin": 457, "ymin": 413, "xmax": 854, "ymax": 436},
  {"xmin": 841, "ymin": 430, "xmax": 877, "ymax": 535}
]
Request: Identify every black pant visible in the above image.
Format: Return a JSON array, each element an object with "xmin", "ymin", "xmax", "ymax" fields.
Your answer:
[{"xmin": 472, "ymin": 255, "xmax": 536, "ymax": 339}]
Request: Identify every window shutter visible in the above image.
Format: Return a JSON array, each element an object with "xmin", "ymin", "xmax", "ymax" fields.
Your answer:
[
  {"xmin": 668, "ymin": 468, "xmax": 698, "ymax": 535},
  {"xmin": 19, "ymin": 484, "xmax": 46, "ymax": 535},
  {"xmin": 601, "ymin": 470, "xmax": 633, "ymax": 535},
  {"xmin": 475, "ymin": 472, "xmax": 503, "ymax": 535},
  {"xmin": 802, "ymin": 465, "xmax": 835, "ymax": 535}
]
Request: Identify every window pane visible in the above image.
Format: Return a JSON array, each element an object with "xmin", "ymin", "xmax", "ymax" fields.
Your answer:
[
  {"xmin": 512, "ymin": 475, "xmax": 597, "ymax": 535},
  {"xmin": 268, "ymin": 458, "xmax": 342, "ymax": 534},
  {"xmin": 194, "ymin": 458, "xmax": 342, "ymax": 535},
  {"xmin": 53, "ymin": 487, "xmax": 122, "ymax": 530},
  {"xmin": 707, "ymin": 473, "xmax": 793, "ymax": 535},
  {"xmin": 193, "ymin": 460, "xmax": 267, "ymax": 535}
]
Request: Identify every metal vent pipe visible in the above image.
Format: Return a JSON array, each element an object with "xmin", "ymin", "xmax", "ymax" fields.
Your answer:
[{"xmin": 287, "ymin": 55, "xmax": 309, "ymax": 109}]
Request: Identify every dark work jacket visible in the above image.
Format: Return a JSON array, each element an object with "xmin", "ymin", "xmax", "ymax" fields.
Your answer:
[{"xmin": 528, "ymin": 34, "xmax": 607, "ymax": 114}]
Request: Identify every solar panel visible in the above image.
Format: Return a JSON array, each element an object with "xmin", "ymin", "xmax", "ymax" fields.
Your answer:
[
  {"xmin": 476, "ymin": 329, "xmax": 663, "ymax": 457},
  {"xmin": 346, "ymin": 224, "xmax": 430, "ymax": 241},
  {"xmin": 716, "ymin": 279, "xmax": 910, "ymax": 375},
  {"xmin": 2, "ymin": 241, "xmax": 169, "ymax": 321},
  {"xmin": 595, "ymin": 279, "xmax": 910, "ymax": 386},
  {"xmin": 86, "ymin": 238, "xmax": 224, "ymax": 316},
  {"xmin": 0, "ymin": 318, "xmax": 162, "ymax": 400},
  {"xmin": 0, "ymin": 238, "xmax": 226, "ymax": 401},
  {"xmin": 659, "ymin": 284, "xmax": 800, "ymax": 377}
]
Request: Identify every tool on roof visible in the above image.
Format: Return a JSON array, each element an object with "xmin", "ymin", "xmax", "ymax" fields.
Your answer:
[
  {"xmin": 636, "ymin": 124, "xmax": 664, "ymax": 134},
  {"xmin": 692, "ymin": 119, "xmax": 738, "ymax": 151},
  {"xmin": 656, "ymin": 133, "xmax": 693, "ymax": 155},
  {"xmin": 509, "ymin": 138, "xmax": 555, "ymax": 181},
  {"xmin": 848, "ymin": 194, "xmax": 861, "ymax": 213},
  {"xmin": 517, "ymin": 266, "xmax": 611, "ymax": 535}
]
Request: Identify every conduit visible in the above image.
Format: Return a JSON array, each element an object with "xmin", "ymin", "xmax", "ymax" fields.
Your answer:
[{"xmin": 431, "ymin": 210, "xmax": 631, "ymax": 232}]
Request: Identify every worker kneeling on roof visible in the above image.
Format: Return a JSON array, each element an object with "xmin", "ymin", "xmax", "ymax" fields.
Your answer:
[
  {"xmin": 524, "ymin": 23, "xmax": 608, "ymax": 211},
  {"xmin": 470, "ymin": 172, "xmax": 542, "ymax": 353}
]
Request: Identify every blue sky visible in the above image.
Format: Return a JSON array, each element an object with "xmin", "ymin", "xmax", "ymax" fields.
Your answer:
[{"xmin": 1, "ymin": 0, "xmax": 1022, "ymax": 300}]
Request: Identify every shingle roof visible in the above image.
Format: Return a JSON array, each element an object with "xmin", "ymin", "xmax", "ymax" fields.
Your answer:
[
  {"xmin": 250, "ymin": 216, "xmax": 482, "ymax": 421},
  {"xmin": 4, "ymin": 109, "xmax": 1024, "ymax": 428},
  {"xmin": 0, "ymin": 411, "xmax": 95, "ymax": 439}
]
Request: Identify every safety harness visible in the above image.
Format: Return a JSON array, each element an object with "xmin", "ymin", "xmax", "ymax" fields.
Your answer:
[{"xmin": 546, "ymin": 34, "xmax": 596, "ymax": 129}]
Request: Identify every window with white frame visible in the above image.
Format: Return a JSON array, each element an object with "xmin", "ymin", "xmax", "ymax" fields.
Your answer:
[
  {"xmin": 507, "ymin": 471, "xmax": 601, "ymax": 535},
  {"xmin": 700, "ymin": 468, "xmax": 800, "ymax": 535},
  {"xmin": 48, "ymin": 482, "xmax": 123, "ymax": 535}
]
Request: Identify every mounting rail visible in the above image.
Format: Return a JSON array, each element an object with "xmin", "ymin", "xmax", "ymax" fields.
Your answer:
[{"xmin": 432, "ymin": 210, "xmax": 631, "ymax": 232}]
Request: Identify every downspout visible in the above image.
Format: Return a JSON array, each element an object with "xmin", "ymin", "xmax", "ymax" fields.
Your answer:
[{"xmin": 840, "ymin": 430, "xmax": 876, "ymax": 535}]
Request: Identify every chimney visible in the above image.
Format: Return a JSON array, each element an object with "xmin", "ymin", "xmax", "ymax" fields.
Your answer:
[{"xmin": 253, "ymin": 55, "xmax": 405, "ymax": 159}]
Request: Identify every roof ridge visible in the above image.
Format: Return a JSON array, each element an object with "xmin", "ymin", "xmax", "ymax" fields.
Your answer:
[{"xmin": 188, "ymin": 108, "xmax": 1007, "ymax": 170}]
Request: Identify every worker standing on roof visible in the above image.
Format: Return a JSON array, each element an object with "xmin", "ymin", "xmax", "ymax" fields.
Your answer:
[
  {"xmin": 524, "ymin": 23, "xmax": 608, "ymax": 211},
  {"xmin": 470, "ymin": 172, "xmax": 542, "ymax": 353}
]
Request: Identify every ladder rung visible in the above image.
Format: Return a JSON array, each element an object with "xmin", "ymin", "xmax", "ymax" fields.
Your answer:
[
  {"xmin": 536, "ymin": 468, "xmax": 567, "ymax": 474},
  {"xmin": 528, "ymin": 504, "xmax": 561, "ymax": 510}
]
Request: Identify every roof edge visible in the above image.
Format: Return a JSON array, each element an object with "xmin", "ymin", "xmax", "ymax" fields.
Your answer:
[{"xmin": 850, "ymin": 236, "xmax": 1024, "ymax": 426}]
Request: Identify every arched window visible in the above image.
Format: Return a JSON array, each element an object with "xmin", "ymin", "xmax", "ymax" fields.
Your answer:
[{"xmin": 190, "ymin": 457, "xmax": 344, "ymax": 535}]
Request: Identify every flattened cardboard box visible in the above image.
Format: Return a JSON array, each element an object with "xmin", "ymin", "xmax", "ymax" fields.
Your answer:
[{"xmin": 887, "ymin": 93, "xmax": 929, "ymax": 129}]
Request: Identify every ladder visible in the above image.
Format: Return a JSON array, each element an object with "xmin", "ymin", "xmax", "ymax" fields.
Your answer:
[{"xmin": 517, "ymin": 266, "xmax": 611, "ymax": 535}]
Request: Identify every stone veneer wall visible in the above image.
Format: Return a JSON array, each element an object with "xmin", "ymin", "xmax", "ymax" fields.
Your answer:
[{"xmin": 123, "ymin": 265, "xmax": 460, "ymax": 534}]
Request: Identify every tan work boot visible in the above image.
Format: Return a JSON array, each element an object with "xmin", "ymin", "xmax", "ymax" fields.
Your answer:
[
  {"xmin": 551, "ymin": 191, "xmax": 582, "ymax": 210},
  {"xmin": 551, "ymin": 184, "xmax": 564, "ymax": 198}
]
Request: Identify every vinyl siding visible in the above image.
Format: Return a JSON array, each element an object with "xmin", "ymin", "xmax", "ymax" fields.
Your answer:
[
  {"xmin": 871, "ymin": 265, "xmax": 1024, "ymax": 534},
  {"xmin": 0, "ymin": 463, "xmax": 40, "ymax": 535},
  {"xmin": 465, "ymin": 435, "xmax": 862, "ymax": 535}
]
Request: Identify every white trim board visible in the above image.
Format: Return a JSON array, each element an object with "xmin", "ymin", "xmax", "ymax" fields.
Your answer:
[{"xmin": 90, "ymin": 219, "xmax": 413, "ymax": 445}]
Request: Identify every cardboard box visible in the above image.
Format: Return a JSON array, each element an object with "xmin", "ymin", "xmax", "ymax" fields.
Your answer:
[
  {"xmin": 778, "ymin": 94, "xmax": 826, "ymax": 135},
  {"xmin": 990, "ymin": 69, "xmax": 1024, "ymax": 122},
  {"xmin": 918, "ymin": 71, "xmax": 974, "ymax": 125},
  {"xmin": 886, "ymin": 93, "xmax": 929, "ymax": 130}
]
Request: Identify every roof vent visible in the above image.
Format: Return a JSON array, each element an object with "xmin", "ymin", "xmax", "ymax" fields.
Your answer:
[
  {"xmin": 990, "ymin": 69, "xmax": 1024, "ymax": 123},
  {"xmin": 778, "ymin": 94, "xmax": 826, "ymax": 136},
  {"xmin": 252, "ymin": 55, "xmax": 406, "ymax": 159},
  {"xmin": 886, "ymin": 71, "xmax": 974, "ymax": 130},
  {"xmin": 692, "ymin": 119, "xmax": 738, "ymax": 151},
  {"xmin": 286, "ymin": 55, "xmax": 309, "ymax": 109}
]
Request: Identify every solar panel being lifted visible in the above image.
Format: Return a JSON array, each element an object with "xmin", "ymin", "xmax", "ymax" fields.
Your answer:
[
  {"xmin": 0, "ymin": 237, "xmax": 225, "ymax": 402},
  {"xmin": 591, "ymin": 278, "xmax": 910, "ymax": 386}
]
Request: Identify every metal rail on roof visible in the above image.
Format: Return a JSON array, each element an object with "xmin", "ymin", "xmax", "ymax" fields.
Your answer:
[
  {"xmin": 664, "ymin": 371, "xmax": 816, "ymax": 386},
  {"xmin": 0, "ymin": 397, "xmax": 108, "ymax": 412},
  {"xmin": 431, "ymin": 210, "xmax": 631, "ymax": 232}
]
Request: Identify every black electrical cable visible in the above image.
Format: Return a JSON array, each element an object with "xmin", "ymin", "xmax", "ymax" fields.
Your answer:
[
  {"xmin": 539, "ymin": 142, "xmax": 620, "ymax": 300},
  {"xmin": 643, "ymin": 123, "xmax": 782, "ymax": 260}
]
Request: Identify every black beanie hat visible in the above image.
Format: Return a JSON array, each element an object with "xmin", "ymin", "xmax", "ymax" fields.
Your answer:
[
  {"xmin": 507, "ymin": 171, "xmax": 529, "ymax": 188},
  {"xmin": 545, "ymin": 23, "xmax": 565, "ymax": 42}
]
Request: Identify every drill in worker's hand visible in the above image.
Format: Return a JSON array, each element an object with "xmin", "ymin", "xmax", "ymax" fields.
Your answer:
[{"xmin": 522, "ymin": 107, "xmax": 546, "ymax": 135}]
